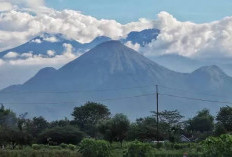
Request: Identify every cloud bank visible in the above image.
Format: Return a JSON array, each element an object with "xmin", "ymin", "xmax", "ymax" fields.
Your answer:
[
  {"xmin": 141, "ymin": 12, "xmax": 232, "ymax": 58},
  {"xmin": 0, "ymin": 7, "xmax": 154, "ymax": 52}
]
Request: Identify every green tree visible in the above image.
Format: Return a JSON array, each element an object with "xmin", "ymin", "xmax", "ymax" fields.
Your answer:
[
  {"xmin": 127, "ymin": 117, "xmax": 157, "ymax": 141},
  {"xmin": 216, "ymin": 106, "xmax": 232, "ymax": 132},
  {"xmin": 72, "ymin": 102, "xmax": 110, "ymax": 137},
  {"xmin": 152, "ymin": 110, "xmax": 184, "ymax": 127},
  {"xmin": 0, "ymin": 105, "xmax": 17, "ymax": 128},
  {"xmin": 214, "ymin": 122, "xmax": 227, "ymax": 136},
  {"xmin": 27, "ymin": 116, "xmax": 49, "ymax": 137},
  {"xmin": 38, "ymin": 126, "xmax": 84, "ymax": 145},
  {"xmin": 0, "ymin": 127, "xmax": 32, "ymax": 149},
  {"xmin": 98, "ymin": 114, "xmax": 130, "ymax": 146},
  {"xmin": 187, "ymin": 109, "xmax": 214, "ymax": 132},
  {"xmin": 49, "ymin": 117, "xmax": 70, "ymax": 128}
]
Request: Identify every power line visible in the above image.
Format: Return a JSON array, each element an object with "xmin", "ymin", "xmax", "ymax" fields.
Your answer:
[
  {"xmin": 0, "ymin": 92, "xmax": 155, "ymax": 105},
  {"xmin": 159, "ymin": 93, "xmax": 232, "ymax": 105},
  {"xmin": 158, "ymin": 85, "xmax": 227, "ymax": 99},
  {"xmin": 0, "ymin": 85, "xmax": 154, "ymax": 94}
]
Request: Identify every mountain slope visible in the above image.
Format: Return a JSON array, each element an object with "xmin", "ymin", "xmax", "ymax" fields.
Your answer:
[
  {"xmin": 1, "ymin": 41, "xmax": 231, "ymax": 120},
  {"xmin": 0, "ymin": 33, "xmax": 111, "ymax": 58}
]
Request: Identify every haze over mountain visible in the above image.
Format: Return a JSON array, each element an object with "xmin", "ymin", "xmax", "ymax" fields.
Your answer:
[
  {"xmin": 151, "ymin": 54, "xmax": 232, "ymax": 76},
  {"xmin": 0, "ymin": 41, "xmax": 231, "ymax": 120}
]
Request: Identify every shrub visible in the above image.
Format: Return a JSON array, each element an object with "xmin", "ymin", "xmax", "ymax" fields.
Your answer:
[
  {"xmin": 201, "ymin": 134, "xmax": 232, "ymax": 157},
  {"xmin": 38, "ymin": 126, "xmax": 84, "ymax": 145},
  {"xmin": 67, "ymin": 144, "xmax": 76, "ymax": 150},
  {"xmin": 32, "ymin": 144, "xmax": 45, "ymax": 150},
  {"xmin": 79, "ymin": 138, "xmax": 111, "ymax": 157},
  {"xmin": 125, "ymin": 141, "xmax": 154, "ymax": 157}
]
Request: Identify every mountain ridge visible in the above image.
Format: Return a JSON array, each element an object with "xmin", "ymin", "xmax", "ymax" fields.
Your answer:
[{"xmin": 0, "ymin": 41, "xmax": 231, "ymax": 120}]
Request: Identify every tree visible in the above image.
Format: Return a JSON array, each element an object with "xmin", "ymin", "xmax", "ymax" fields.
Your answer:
[
  {"xmin": 24, "ymin": 116, "xmax": 49, "ymax": 138},
  {"xmin": 98, "ymin": 114, "xmax": 130, "ymax": 146},
  {"xmin": 187, "ymin": 109, "xmax": 214, "ymax": 132},
  {"xmin": 214, "ymin": 122, "xmax": 227, "ymax": 136},
  {"xmin": 38, "ymin": 126, "xmax": 84, "ymax": 145},
  {"xmin": 72, "ymin": 102, "xmax": 110, "ymax": 137},
  {"xmin": 152, "ymin": 110, "xmax": 184, "ymax": 127},
  {"xmin": 127, "ymin": 117, "xmax": 157, "ymax": 141},
  {"xmin": 0, "ymin": 127, "xmax": 32, "ymax": 149},
  {"xmin": 216, "ymin": 106, "xmax": 232, "ymax": 131},
  {"xmin": 0, "ymin": 104, "xmax": 17, "ymax": 128},
  {"xmin": 49, "ymin": 117, "xmax": 70, "ymax": 128}
]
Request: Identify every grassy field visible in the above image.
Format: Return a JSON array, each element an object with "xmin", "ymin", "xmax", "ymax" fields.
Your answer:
[
  {"xmin": 0, "ymin": 150, "xmax": 82, "ymax": 157},
  {"xmin": 0, "ymin": 142, "xmax": 204, "ymax": 157}
]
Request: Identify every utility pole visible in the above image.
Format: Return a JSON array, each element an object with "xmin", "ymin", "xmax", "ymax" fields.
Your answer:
[{"xmin": 156, "ymin": 85, "xmax": 159, "ymax": 142}]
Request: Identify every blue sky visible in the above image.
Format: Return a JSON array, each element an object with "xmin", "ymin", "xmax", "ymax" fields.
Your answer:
[{"xmin": 45, "ymin": 0, "xmax": 232, "ymax": 23}]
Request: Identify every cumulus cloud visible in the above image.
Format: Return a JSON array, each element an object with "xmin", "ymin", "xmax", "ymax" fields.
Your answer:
[
  {"xmin": 0, "ymin": 59, "xmax": 5, "ymax": 65},
  {"xmin": 0, "ymin": 9, "xmax": 154, "ymax": 51},
  {"xmin": 1, "ymin": 43, "xmax": 80, "ymax": 67},
  {"xmin": 31, "ymin": 39, "xmax": 42, "ymax": 43},
  {"xmin": 142, "ymin": 11, "xmax": 232, "ymax": 58},
  {"xmin": 43, "ymin": 36, "xmax": 58, "ymax": 42},
  {"xmin": 47, "ymin": 50, "xmax": 55, "ymax": 56},
  {"xmin": 0, "ymin": 2, "xmax": 14, "ymax": 11},
  {"xmin": 3, "ymin": 51, "xmax": 19, "ymax": 58},
  {"xmin": 125, "ymin": 41, "xmax": 140, "ymax": 51}
]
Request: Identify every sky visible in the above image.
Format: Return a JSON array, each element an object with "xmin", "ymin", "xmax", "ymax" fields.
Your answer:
[{"xmin": 45, "ymin": 0, "xmax": 232, "ymax": 24}]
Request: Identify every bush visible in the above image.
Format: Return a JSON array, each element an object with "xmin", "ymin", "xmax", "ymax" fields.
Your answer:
[
  {"xmin": 67, "ymin": 144, "xmax": 76, "ymax": 150},
  {"xmin": 125, "ymin": 141, "xmax": 154, "ymax": 157},
  {"xmin": 79, "ymin": 138, "xmax": 111, "ymax": 157},
  {"xmin": 201, "ymin": 134, "xmax": 232, "ymax": 157},
  {"xmin": 32, "ymin": 144, "xmax": 45, "ymax": 150},
  {"xmin": 38, "ymin": 126, "xmax": 84, "ymax": 145}
]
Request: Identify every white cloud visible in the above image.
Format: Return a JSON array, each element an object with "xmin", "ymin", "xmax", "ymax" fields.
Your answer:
[
  {"xmin": 3, "ymin": 43, "xmax": 79, "ymax": 66},
  {"xmin": 3, "ymin": 51, "xmax": 19, "ymax": 58},
  {"xmin": 0, "ymin": 2, "xmax": 13, "ymax": 11},
  {"xmin": 43, "ymin": 36, "xmax": 58, "ymax": 42},
  {"xmin": 0, "ymin": 9, "xmax": 154, "ymax": 51},
  {"xmin": 125, "ymin": 41, "xmax": 140, "ymax": 51},
  {"xmin": 142, "ymin": 11, "xmax": 232, "ymax": 58},
  {"xmin": 31, "ymin": 39, "xmax": 42, "ymax": 43},
  {"xmin": 0, "ymin": 59, "xmax": 5, "ymax": 66},
  {"xmin": 47, "ymin": 50, "xmax": 55, "ymax": 56},
  {"xmin": 21, "ymin": 52, "xmax": 33, "ymax": 58}
]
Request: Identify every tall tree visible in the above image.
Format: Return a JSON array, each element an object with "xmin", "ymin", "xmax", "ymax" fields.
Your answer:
[
  {"xmin": 152, "ymin": 110, "xmax": 184, "ymax": 126},
  {"xmin": 98, "ymin": 114, "xmax": 130, "ymax": 146},
  {"xmin": 72, "ymin": 102, "xmax": 110, "ymax": 137},
  {"xmin": 187, "ymin": 109, "xmax": 214, "ymax": 132},
  {"xmin": 0, "ymin": 104, "xmax": 17, "ymax": 128},
  {"xmin": 216, "ymin": 106, "xmax": 232, "ymax": 131}
]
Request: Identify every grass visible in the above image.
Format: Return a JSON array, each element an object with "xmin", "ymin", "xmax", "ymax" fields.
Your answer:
[
  {"xmin": 0, "ymin": 142, "xmax": 204, "ymax": 157},
  {"xmin": 0, "ymin": 150, "xmax": 82, "ymax": 157}
]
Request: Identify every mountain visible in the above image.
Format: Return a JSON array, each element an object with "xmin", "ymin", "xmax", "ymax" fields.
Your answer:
[
  {"xmin": 0, "ymin": 41, "xmax": 231, "ymax": 120},
  {"xmin": 151, "ymin": 54, "xmax": 202, "ymax": 73},
  {"xmin": 0, "ymin": 33, "xmax": 111, "ymax": 58},
  {"xmin": 0, "ymin": 28, "xmax": 160, "ymax": 59},
  {"xmin": 123, "ymin": 29, "xmax": 160, "ymax": 46}
]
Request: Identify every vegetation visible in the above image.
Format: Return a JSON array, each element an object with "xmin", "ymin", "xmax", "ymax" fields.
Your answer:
[{"xmin": 0, "ymin": 102, "xmax": 231, "ymax": 157}]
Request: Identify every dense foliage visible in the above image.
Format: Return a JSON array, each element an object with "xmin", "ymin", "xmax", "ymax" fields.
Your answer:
[
  {"xmin": 38, "ymin": 126, "xmax": 84, "ymax": 145},
  {"xmin": 201, "ymin": 134, "xmax": 232, "ymax": 157},
  {"xmin": 79, "ymin": 138, "xmax": 111, "ymax": 157},
  {"xmin": 0, "ymin": 102, "xmax": 231, "ymax": 156}
]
